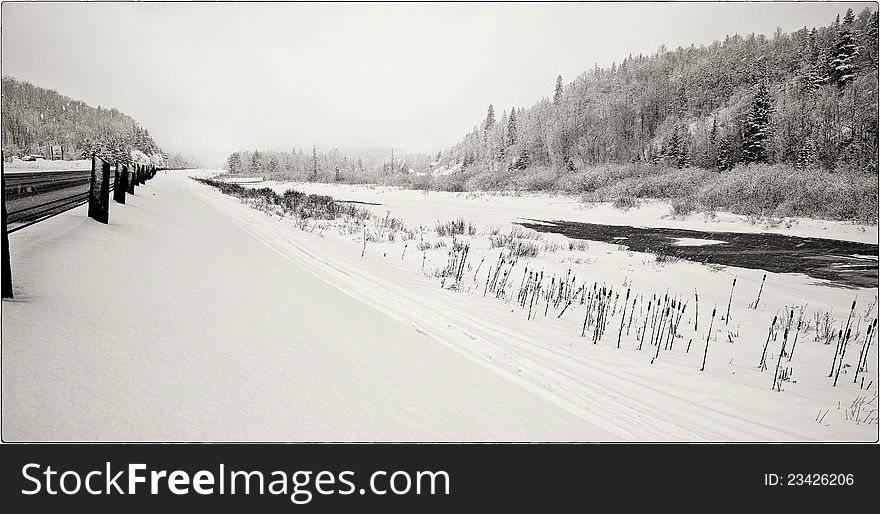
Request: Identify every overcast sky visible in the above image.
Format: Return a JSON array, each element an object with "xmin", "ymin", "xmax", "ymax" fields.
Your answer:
[{"xmin": 1, "ymin": 1, "xmax": 874, "ymax": 166}]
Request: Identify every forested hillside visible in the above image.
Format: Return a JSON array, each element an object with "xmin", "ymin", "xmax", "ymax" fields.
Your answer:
[
  {"xmin": 1, "ymin": 76, "xmax": 163, "ymax": 163},
  {"xmin": 442, "ymin": 8, "xmax": 877, "ymax": 176}
]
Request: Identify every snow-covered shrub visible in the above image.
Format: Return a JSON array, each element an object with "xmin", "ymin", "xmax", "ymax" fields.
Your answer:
[{"xmin": 613, "ymin": 195, "xmax": 639, "ymax": 210}]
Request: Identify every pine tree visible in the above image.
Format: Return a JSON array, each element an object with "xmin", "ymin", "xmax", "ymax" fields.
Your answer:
[
  {"xmin": 109, "ymin": 136, "xmax": 127, "ymax": 164},
  {"xmin": 661, "ymin": 130, "xmax": 680, "ymax": 167},
  {"xmin": 553, "ymin": 75, "xmax": 563, "ymax": 105},
  {"xmin": 706, "ymin": 117, "xmax": 718, "ymax": 165},
  {"xmin": 142, "ymin": 130, "xmax": 156, "ymax": 154},
  {"xmin": 814, "ymin": 47, "xmax": 833, "ymax": 85},
  {"xmin": 798, "ymin": 29, "xmax": 824, "ymax": 93},
  {"xmin": 861, "ymin": 9, "xmax": 879, "ymax": 69},
  {"xmin": 310, "ymin": 145, "xmax": 318, "ymax": 180},
  {"xmin": 830, "ymin": 11, "xmax": 859, "ymax": 88},
  {"xmin": 267, "ymin": 156, "xmax": 279, "ymax": 176},
  {"xmin": 506, "ymin": 107, "xmax": 517, "ymax": 147},
  {"xmin": 717, "ymin": 135, "xmax": 732, "ymax": 171},
  {"xmin": 678, "ymin": 146, "xmax": 690, "ymax": 169},
  {"xmin": 227, "ymin": 152, "xmax": 241, "ymax": 174},
  {"xmin": 742, "ymin": 82, "xmax": 773, "ymax": 164},
  {"xmin": 843, "ymin": 7, "xmax": 856, "ymax": 26},
  {"xmin": 795, "ymin": 137, "xmax": 818, "ymax": 171},
  {"xmin": 251, "ymin": 150, "xmax": 262, "ymax": 174},
  {"xmin": 484, "ymin": 105, "xmax": 495, "ymax": 131},
  {"xmin": 512, "ymin": 146, "xmax": 530, "ymax": 170}
]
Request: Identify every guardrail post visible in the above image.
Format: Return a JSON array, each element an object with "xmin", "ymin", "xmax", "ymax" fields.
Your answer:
[
  {"xmin": 88, "ymin": 155, "xmax": 110, "ymax": 224},
  {"xmin": 2, "ymin": 152, "xmax": 13, "ymax": 298},
  {"xmin": 114, "ymin": 161, "xmax": 128, "ymax": 204},
  {"xmin": 127, "ymin": 164, "xmax": 136, "ymax": 195}
]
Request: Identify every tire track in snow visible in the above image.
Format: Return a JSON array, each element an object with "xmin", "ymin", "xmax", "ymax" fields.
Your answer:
[
  {"xmin": 188, "ymin": 178, "xmax": 628, "ymax": 439},
  {"xmin": 187, "ymin": 177, "xmax": 818, "ymax": 441}
]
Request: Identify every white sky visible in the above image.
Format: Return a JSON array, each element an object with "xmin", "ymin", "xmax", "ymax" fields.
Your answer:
[{"xmin": 1, "ymin": 1, "xmax": 874, "ymax": 165}]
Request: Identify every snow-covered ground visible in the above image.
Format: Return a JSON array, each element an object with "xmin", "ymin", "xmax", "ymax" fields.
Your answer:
[
  {"xmin": 218, "ymin": 177, "xmax": 877, "ymax": 441},
  {"xmin": 0, "ymin": 170, "xmax": 611, "ymax": 441},
  {"xmin": 4, "ymin": 158, "xmax": 91, "ymax": 172},
  {"xmin": 2, "ymin": 171, "xmax": 877, "ymax": 441}
]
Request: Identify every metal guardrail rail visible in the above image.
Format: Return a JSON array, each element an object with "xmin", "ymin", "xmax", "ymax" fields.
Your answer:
[
  {"xmin": 2, "ymin": 155, "xmax": 159, "ymax": 298},
  {"xmin": 4, "ymin": 169, "xmax": 92, "ymax": 194},
  {"xmin": 3, "ymin": 167, "xmax": 119, "ymax": 233},
  {"xmin": 6, "ymin": 192, "xmax": 91, "ymax": 233}
]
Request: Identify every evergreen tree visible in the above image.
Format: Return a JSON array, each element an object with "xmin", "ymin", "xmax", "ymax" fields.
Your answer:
[
  {"xmin": 795, "ymin": 137, "xmax": 818, "ymax": 171},
  {"xmin": 553, "ymin": 75, "xmax": 563, "ymax": 105},
  {"xmin": 80, "ymin": 137, "xmax": 96, "ymax": 159},
  {"xmin": 506, "ymin": 107, "xmax": 517, "ymax": 147},
  {"xmin": 742, "ymin": 82, "xmax": 773, "ymax": 164},
  {"xmin": 227, "ymin": 151, "xmax": 240, "ymax": 174},
  {"xmin": 310, "ymin": 145, "xmax": 319, "ymax": 180},
  {"xmin": 717, "ymin": 137, "xmax": 731, "ymax": 171},
  {"xmin": 108, "ymin": 136, "xmax": 127, "ymax": 164},
  {"xmin": 859, "ymin": 9, "xmax": 879, "ymax": 69},
  {"xmin": 814, "ymin": 47, "xmax": 833, "ymax": 85},
  {"xmin": 512, "ymin": 146, "xmax": 530, "ymax": 170},
  {"xmin": 267, "ymin": 156, "xmax": 279, "ymax": 176},
  {"xmin": 830, "ymin": 11, "xmax": 859, "ymax": 88},
  {"xmin": 660, "ymin": 130, "xmax": 681, "ymax": 167},
  {"xmin": 678, "ymin": 143, "xmax": 691, "ymax": 169},
  {"xmin": 250, "ymin": 150, "xmax": 262, "ymax": 174},
  {"xmin": 798, "ymin": 29, "xmax": 824, "ymax": 93},
  {"xmin": 484, "ymin": 105, "xmax": 495, "ymax": 131},
  {"xmin": 706, "ymin": 117, "xmax": 718, "ymax": 165}
]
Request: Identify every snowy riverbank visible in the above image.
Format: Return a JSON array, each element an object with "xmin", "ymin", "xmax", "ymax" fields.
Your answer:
[
  {"xmin": 251, "ymin": 180, "xmax": 878, "ymax": 245},
  {"xmin": 204, "ymin": 174, "xmax": 879, "ymax": 441}
]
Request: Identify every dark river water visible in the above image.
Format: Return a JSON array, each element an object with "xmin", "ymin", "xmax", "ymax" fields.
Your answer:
[{"xmin": 517, "ymin": 219, "xmax": 878, "ymax": 289}]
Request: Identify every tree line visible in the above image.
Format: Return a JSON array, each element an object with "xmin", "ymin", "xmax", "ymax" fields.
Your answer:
[
  {"xmin": 226, "ymin": 146, "xmax": 432, "ymax": 182},
  {"xmin": 441, "ymin": 8, "xmax": 878, "ymax": 175}
]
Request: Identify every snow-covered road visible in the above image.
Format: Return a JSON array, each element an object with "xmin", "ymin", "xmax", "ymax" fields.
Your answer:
[{"xmin": 1, "ymin": 171, "xmax": 614, "ymax": 441}]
